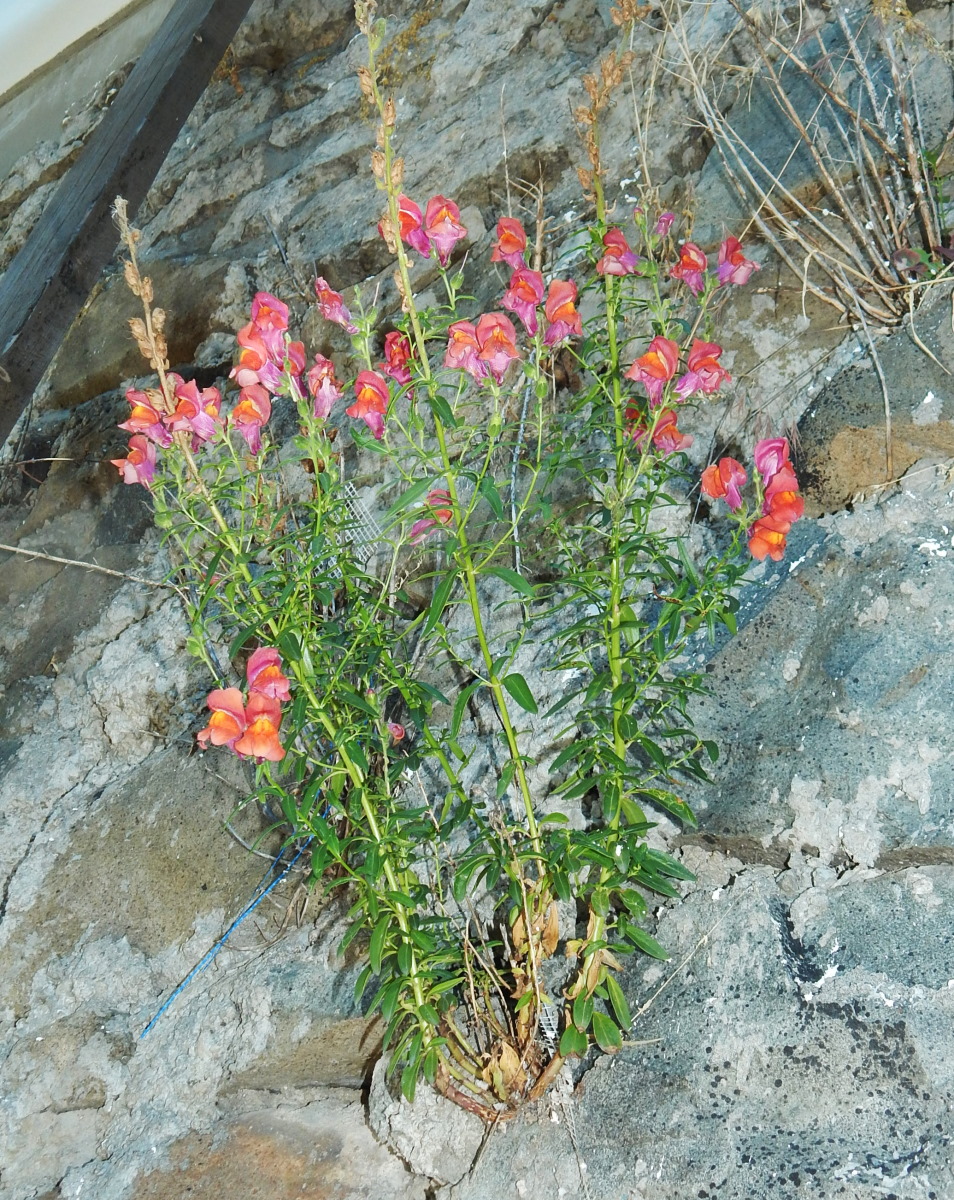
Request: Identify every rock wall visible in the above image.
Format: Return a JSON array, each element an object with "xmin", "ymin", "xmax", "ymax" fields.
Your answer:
[{"xmin": 1, "ymin": 1, "xmax": 953, "ymax": 1197}]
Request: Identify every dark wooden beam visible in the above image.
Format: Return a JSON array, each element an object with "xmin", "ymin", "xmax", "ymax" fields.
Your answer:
[{"xmin": 0, "ymin": 0, "xmax": 257, "ymax": 448}]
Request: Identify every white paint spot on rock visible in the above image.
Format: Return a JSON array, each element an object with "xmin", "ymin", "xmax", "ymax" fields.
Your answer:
[{"xmin": 912, "ymin": 390, "xmax": 940, "ymax": 426}]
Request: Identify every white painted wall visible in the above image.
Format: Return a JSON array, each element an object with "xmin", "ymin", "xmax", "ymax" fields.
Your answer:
[
  {"xmin": 0, "ymin": 0, "xmax": 144, "ymax": 99},
  {"xmin": 0, "ymin": 0, "xmax": 176, "ymax": 179}
]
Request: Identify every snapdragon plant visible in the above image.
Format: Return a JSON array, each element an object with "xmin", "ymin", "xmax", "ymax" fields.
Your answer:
[{"xmin": 110, "ymin": 1, "xmax": 803, "ymax": 1118}]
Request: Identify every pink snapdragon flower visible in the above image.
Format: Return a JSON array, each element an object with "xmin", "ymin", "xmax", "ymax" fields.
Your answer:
[
  {"xmin": 596, "ymin": 228, "xmax": 640, "ymax": 276},
  {"xmin": 315, "ymin": 277, "xmax": 358, "ymax": 334},
  {"xmin": 669, "ymin": 242, "xmax": 708, "ymax": 295},
  {"xmin": 716, "ymin": 237, "xmax": 760, "ymax": 286},
  {"xmin": 346, "ymin": 370, "xmax": 390, "ymax": 439},
  {"xmin": 748, "ymin": 513, "xmax": 792, "ymax": 562},
  {"xmin": 749, "ymin": 437, "xmax": 804, "ymax": 561},
  {"xmin": 424, "ymin": 195, "xmax": 467, "ymax": 266},
  {"xmin": 396, "ymin": 194, "xmax": 431, "ymax": 256},
  {"xmin": 232, "ymin": 321, "xmax": 282, "ymax": 392},
  {"xmin": 445, "ymin": 320, "xmax": 486, "ymax": 383},
  {"xmin": 654, "ymin": 212, "xmax": 675, "ymax": 237},
  {"xmin": 246, "ymin": 647, "xmax": 291, "ymax": 702},
  {"xmin": 543, "ymin": 279, "xmax": 582, "ymax": 346},
  {"xmin": 624, "ymin": 336, "xmax": 680, "ymax": 406},
  {"xmin": 164, "ymin": 376, "xmax": 222, "ymax": 445},
  {"xmin": 234, "ymin": 692, "xmax": 285, "ymax": 762},
  {"xmin": 306, "ymin": 354, "xmax": 343, "ymax": 420},
  {"xmin": 475, "ymin": 312, "xmax": 519, "ymax": 383},
  {"xmin": 381, "ymin": 331, "xmax": 413, "ymax": 388},
  {"xmin": 502, "ymin": 266, "xmax": 545, "ymax": 335},
  {"xmin": 230, "ymin": 383, "xmax": 272, "ymax": 453},
  {"xmin": 197, "ymin": 688, "xmax": 248, "ymax": 752},
  {"xmin": 491, "ymin": 217, "xmax": 527, "ymax": 270},
  {"xmin": 249, "ymin": 291, "xmax": 289, "ymax": 332},
  {"xmin": 675, "ymin": 340, "xmax": 730, "ymax": 398},
  {"xmin": 409, "ymin": 488, "xmax": 454, "ymax": 544},
  {"xmin": 649, "ymin": 407, "xmax": 693, "ymax": 453},
  {"xmin": 753, "ymin": 437, "xmax": 790, "ymax": 480},
  {"xmin": 119, "ymin": 389, "xmax": 172, "ymax": 447},
  {"xmin": 701, "ymin": 457, "xmax": 747, "ymax": 511},
  {"xmin": 110, "ymin": 434, "xmax": 156, "ymax": 487}
]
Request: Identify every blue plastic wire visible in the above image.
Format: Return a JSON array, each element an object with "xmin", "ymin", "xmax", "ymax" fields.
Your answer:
[{"xmin": 140, "ymin": 836, "xmax": 313, "ymax": 1039}]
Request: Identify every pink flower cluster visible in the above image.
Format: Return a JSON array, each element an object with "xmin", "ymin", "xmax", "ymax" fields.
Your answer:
[
  {"xmin": 311, "ymin": 279, "xmax": 406, "ymax": 440},
  {"xmin": 490, "ymin": 216, "xmax": 583, "ymax": 349},
  {"xmin": 111, "ymin": 373, "xmax": 224, "ymax": 485},
  {"xmin": 393, "ymin": 194, "xmax": 468, "ymax": 266},
  {"xmin": 231, "ymin": 292, "xmax": 306, "ymax": 452},
  {"xmin": 701, "ymin": 437, "xmax": 804, "ymax": 562},
  {"xmin": 623, "ymin": 338, "xmax": 731, "ymax": 454},
  {"xmin": 196, "ymin": 647, "xmax": 289, "ymax": 762},
  {"xmin": 669, "ymin": 236, "xmax": 760, "ymax": 297},
  {"xmin": 748, "ymin": 437, "xmax": 804, "ymax": 561}
]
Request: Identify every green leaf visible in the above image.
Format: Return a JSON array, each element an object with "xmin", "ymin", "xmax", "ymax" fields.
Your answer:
[
  {"xmin": 354, "ymin": 963, "xmax": 374, "ymax": 1005},
  {"xmin": 400, "ymin": 1059, "xmax": 419, "ymax": 1102},
  {"xmin": 422, "ymin": 1045, "xmax": 440, "ymax": 1083},
  {"xmin": 413, "ymin": 680, "xmax": 451, "ymax": 706},
  {"xmin": 426, "ymin": 391, "xmax": 457, "ymax": 429},
  {"xmin": 419, "ymin": 1003, "xmax": 441, "ymax": 1027},
  {"xmin": 559, "ymin": 1024, "xmax": 590, "ymax": 1058},
  {"xmin": 369, "ymin": 916, "xmax": 390, "ymax": 975},
  {"xmin": 629, "ymin": 926, "xmax": 670, "ymax": 960},
  {"xmin": 486, "ymin": 566, "xmax": 535, "ymax": 598},
  {"xmin": 478, "ymin": 476, "xmax": 504, "ymax": 519},
  {"xmin": 592, "ymin": 1010, "xmax": 623, "ymax": 1053},
  {"xmin": 336, "ymin": 684, "xmax": 378, "ymax": 719},
  {"xmin": 502, "ymin": 672, "xmax": 538, "ymax": 714},
  {"xmin": 384, "ymin": 476, "xmax": 433, "ymax": 523},
  {"xmin": 452, "ymin": 854, "xmax": 490, "ymax": 902},
  {"xmin": 423, "ymin": 572, "xmax": 457, "ymax": 636},
  {"xmin": 572, "ymin": 994, "xmax": 594, "ymax": 1031},
  {"xmin": 604, "ymin": 974, "xmax": 632, "ymax": 1029},
  {"xmin": 452, "ymin": 680, "xmax": 482, "ymax": 739},
  {"xmin": 550, "ymin": 743, "xmax": 580, "ymax": 773},
  {"xmin": 496, "ymin": 760, "xmax": 516, "ymax": 799}
]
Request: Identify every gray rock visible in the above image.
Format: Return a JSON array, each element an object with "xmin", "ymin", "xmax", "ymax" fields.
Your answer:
[
  {"xmin": 368, "ymin": 1055, "xmax": 484, "ymax": 1186},
  {"xmin": 438, "ymin": 868, "xmax": 954, "ymax": 1200},
  {"xmin": 3, "ymin": 0, "xmax": 954, "ymax": 1196}
]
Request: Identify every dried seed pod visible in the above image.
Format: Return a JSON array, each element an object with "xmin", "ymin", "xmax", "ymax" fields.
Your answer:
[
  {"xmin": 356, "ymin": 65, "xmax": 375, "ymax": 99},
  {"xmin": 123, "ymin": 260, "xmax": 141, "ymax": 296},
  {"xmin": 394, "ymin": 270, "xmax": 410, "ymax": 313},
  {"xmin": 379, "ymin": 212, "xmax": 397, "ymax": 252}
]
